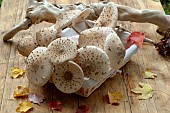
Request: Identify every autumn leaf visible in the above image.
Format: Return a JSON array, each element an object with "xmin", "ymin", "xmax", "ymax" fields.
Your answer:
[
  {"xmin": 125, "ymin": 32, "xmax": 145, "ymax": 49},
  {"xmin": 49, "ymin": 101, "xmax": 62, "ymax": 111},
  {"xmin": 13, "ymin": 86, "xmax": 29, "ymax": 98},
  {"xmin": 76, "ymin": 105, "xmax": 90, "ymax": 113},
  {"xmin": 11, "ymin": 67, "xmax": 25, "ymax": 78},
  {"xmin": 16, "ymin": 102, "xmax": 33, "ymax": 113},
  {"xmin": 107, "ymin": 91, "xmax": 122, "ymax": 105},
  {"xmin": 131, "ymin": 82, "xmax": 153, "ymax": 100},
  {"xmin": 28, "ymin": 93, "xmax": 45, "ymax": 105},
  {"xmin": 141, "ymin": 68, "xmax": 157, "ymax": 79}
]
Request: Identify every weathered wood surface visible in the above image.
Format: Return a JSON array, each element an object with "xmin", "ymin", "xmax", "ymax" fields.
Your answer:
[{"xmin": 0, "ymin": 0, "xmax": 170, "ymax": 113}]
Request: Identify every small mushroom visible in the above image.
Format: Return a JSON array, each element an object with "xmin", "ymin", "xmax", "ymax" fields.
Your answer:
[
  {"xmin": 36, "ymin": 25, "xmax": 60, "ymax": 47},
  {"xmin": 104, "ymin": 33, "xmax": 125, "ymax": 70},
  {"xmin": 74, "ymin": 46, "xmax": 110, "ymax": 81},
  {"xmin": 26, "ymin": 47, "xmax": 53, "ymax": 86},
  {"xmin": 78, "ymin": 27, "xmax": 114, "ymax": 49},
  {"xmin": 94, "ymin": 2, "xmax": 118, "ymax": 28},
  {"xmin": 52, "ymin": 61, "xmax": 84, "ymax": 93},
  {"xmin": 46, "ymin": 38, "xmax": 77, "ymax": 64},
  {"xmin": 17, "ymin": 33, "xmax": 38, "ymax": 57}
]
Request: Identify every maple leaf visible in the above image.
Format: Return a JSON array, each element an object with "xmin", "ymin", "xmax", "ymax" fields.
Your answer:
[
  {"xmin": 16, "ymin": 101, "xmax": 33, "ymax": 113},
  {"xmin": 76, "ymin": 105, "xmax": 90, "ymax": 113},
  {"xmin": 28, "ymin": 93, "xmax": 45, "ymax": 105},
  {"xmin": 131, "ymin": 82, "xmax": 153, "ymax": 100},
  {"xmin": 107, "ymin": 91, "xmax": 122, "ymax": 105},
  {"xmin": 11, "ymin": 67, "xmax": 25, "ymax": 78},
  {"xmin": 13, "ymin": 86, "xmax": 29, "ymax": 98},
  {"xmin": 141, "ymin": 68, "xmax": 157, "ymax": 79},
  {"xmin": 125, "ymin": 32, "xmax": 145, "ymax": 49},
  {"xmin": 49, "ymin": 101, "xmax": 62, "ymax": 111}
]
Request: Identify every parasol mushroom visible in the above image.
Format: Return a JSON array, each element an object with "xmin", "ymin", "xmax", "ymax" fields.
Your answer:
[
  {"xmin": 46, "ymin": 38, "xmax": 77, "ymax": 64},
  {"xmin": 73, "ymin": 46, "xmax": 110, "ymax": 81},
  {"xmin": 26, "ymin": 47, "xmax": 53, "ymax": 86},
  {"xmin": 52, "ymin": 61, "xmax": 84, "ymax": 93}
]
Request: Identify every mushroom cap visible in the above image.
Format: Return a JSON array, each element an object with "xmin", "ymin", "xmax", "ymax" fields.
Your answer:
[
  {"xmin": 46, "ymin": 38, "xmax": 77, "ymax": 64},
  {"xmin": 54, "ymin": 10, "xmax": 82, "ymax": 31},
  {"xmin": 36, "ymin": 25, "xmax": 60, "ymax": 47},
  {"xmin": 78, "ymin": 27, "xmax": 114, "ymax": 49},
  {"xmin": 26, "ymin": 47, "xmax": 53, "ymax": 86},
  {"xmin": 94, "ymin": 2, "xmax": 118, "ymax": 28},
  {"xmin": 104, "ymin": 33, "xmax": 125, "ymax": 70},
  {"xmin": 52, "ymin": 61, "xmax": 84, "ymax": 93},
  {"xmin": 73, "ymin": 46, "xmax": 110, "ymax": 81},
  {"xmin": 17, "ymin": 34, "xmax": 38, "ymax": 57}
]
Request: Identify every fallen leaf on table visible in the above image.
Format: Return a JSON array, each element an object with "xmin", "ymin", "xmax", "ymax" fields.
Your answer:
[
  {"xmin": 28, "ymin": 93, "xmax": 45, "ymax": 105},
  {"xmin": 11, "ymin": 67, "xmax": 25, "ymax": 78},
  {"xmin": 49, "ymin": 101, "xmax": 62, "ymax": 111},
  {"xmin": 125, "ymin": 32, "xmax": 145, "ymax": 49},
  {"xmin": 16, "ymin": 101, "xmax": 33, "ymax": 113},
  {"xmin": 141, "ymin": 68, "xmax": 157, "ymax": 79},
  {"xmin": 76, "ymin": 105, "xmax": 90, "ymax": 113},
  {"xmin": 131, "ymin": 82, "xmax": 153, "ymax": 100},
  {"xmin": 107, "ymin": 91, "xmax": 122, "ymax": 105},
  {"xmin": 13, "ymin": 86, "xmax": 29, "ymax": 98}
]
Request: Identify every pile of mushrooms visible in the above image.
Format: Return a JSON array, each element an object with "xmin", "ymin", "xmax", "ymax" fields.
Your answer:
[{"xmin": 3, "ymin": 0, "xmax": 170, "ymax": 95}]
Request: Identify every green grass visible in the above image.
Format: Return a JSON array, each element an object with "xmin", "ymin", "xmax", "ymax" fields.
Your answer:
[{"xmin": 0, "ymin": 0, "xmax": 2, "ymax": 6}]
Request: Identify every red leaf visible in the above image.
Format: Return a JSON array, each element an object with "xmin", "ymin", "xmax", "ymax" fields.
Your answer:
[
  {"xmin": 125, "ymin": 32, "xmax": 145, "ymax": 49},
  {"xmin": 76, "ymin": 105, "xmax": 89, "ymax": 113},
  {"xmin": 49, "ymin": 101, "xmax": 62, "ymax": 112}
]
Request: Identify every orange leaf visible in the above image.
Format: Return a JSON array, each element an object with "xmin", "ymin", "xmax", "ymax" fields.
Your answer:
[
  {"xmin": 108, "ymin": 91, "xmax": 122, "ymax": 105},
  {"xmin": 16, "ymin": 102, "xmax": 33, "ymax": 113},
  {"xmin": 13, "ymin": 86, "xmax": 29, "ymax": 98},
  {"xmin": 125, "ymin": 32, "xmax": 145, "ymax": 49}
]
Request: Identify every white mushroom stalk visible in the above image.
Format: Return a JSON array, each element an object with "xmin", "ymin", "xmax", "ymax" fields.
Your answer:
[{"xmin": 52, "ymin": 61, "xmax": 84, "ymax": 93}]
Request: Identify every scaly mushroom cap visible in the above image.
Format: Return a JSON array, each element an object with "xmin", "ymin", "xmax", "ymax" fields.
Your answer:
[
  {"xmin": 94, "ymin": 2, "xmax": 118, "ymax": 28},
  {"xmin": 46, "ymin": 38, "xmax": 77, "ymax": 64},
  {"xmin": 78, "ymin": 27, "xmax": 114, "ymax": 49},
  {"xmin": 17, "ymin": 34, "xmax": 38, "ymax": 57},
  {"xmin": 26, "ymin": 47, "xmax": 53, "ymax": 86},
  {"xmin": 74, "ymin": 46, "xmax": 110, "ymax": 81},
  {"xmin": 104, "ymin": 33, "xmax": 125, "ymax": 70},
  {"xmin": 52, "ymin": 61, "xmax": 84, "ymax": 93},
  {"xmin": 54, "ymin": 10, "xmax": 82, "ymax": 31},
  {"xmin": 36, "ymin": 25, "xmax": 60, "ymax": 47}
]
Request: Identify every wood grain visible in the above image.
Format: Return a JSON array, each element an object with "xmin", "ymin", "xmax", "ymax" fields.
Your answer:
[{"xmin": 0, "ymin": 0, "xmax": 170, "ymax": 113}]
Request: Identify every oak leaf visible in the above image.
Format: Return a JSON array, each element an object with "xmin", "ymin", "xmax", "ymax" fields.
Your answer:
[
  {"xmin": 76, "ymin": 105, "xmax": 90, "ymax": 113},
  {"xmin": 131, "ymin": 82, "xmax": 153, "ymax": 100},
  {"xmin": 16, "ymin": 102, "xmax": 33, "ymax": 113},
  {"xmin": 49, "ymin": 101, "xmax": 62, "ymax": 111},
  {"xmin": 28, "ymin": 93, "xmax": 45, "ymax": 105},
  {"xmin": 141, "ymin": 68, "xmax": 157, "ymax": 79},
  {"xmin": 13, "ymin": 86, "xmax": 29, "ymax": 98},
  {"xmin": 11, "ymin": 67, "xmax": 25, "ymax": 78},
  {"xmin": 108, "ymin": 91, "xmax": 122, "ymax": 105},
  {"xmin": 125, "ymin": 32, "xmax": 145, "ymax": 49}
]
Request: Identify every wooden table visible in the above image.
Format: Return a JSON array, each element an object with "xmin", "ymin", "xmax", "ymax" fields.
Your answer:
[{"xmin": 0, "ymin": 0, "xmax": 170, "ymax": 113}]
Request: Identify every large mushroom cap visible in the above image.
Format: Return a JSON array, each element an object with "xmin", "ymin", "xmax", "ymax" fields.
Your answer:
[
  {"xmin": 74, "ymin": 46, "xmax": 110, "ymax": 81},
  {"xmin": 46, "ymin": 38, "xmax": 77, "ymax": 64},
  {"xmin": 52, "ymin": 61, "xmax": 84, "ymax": 93},
  {"xmin": 104, "ymin": 33, "xmax": 125, "ymax": 70},
  {"xmin": 17, "ymin": 34, "xmax": 38, "ymax": 57},
  {"xmin": 78, "ymin": 27, "xmax": 114, "ymax": 49},
  {"xmin": 94, "ymin": 2, "xmax": 118, "ymax": 28},
  {"xmin": 36, "ymin": 25, "xmax": 60, "ymax": 47},
  {"xmin": 26, "ymin": 47, "xmax": 53, "ymax": 86}
]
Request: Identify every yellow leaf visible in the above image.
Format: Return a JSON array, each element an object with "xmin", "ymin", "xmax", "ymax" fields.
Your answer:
[
  {"xmin": 11, "ymin": 67, "xmax": 25, "ymax": 78},
  {"xmin": 131, "ymin": 82, "xmax": 153, "ymax": 100},
  {"xmin": 141, "ymin": 68, "xmax": 157, "ymax": 79},
  {"xmin": 16, "ymin": 102, "xmax": 33, "ymax": 113},
  {"xmin": 108, "ymin": 91, "xmax": 122, "ymax": 105},
  {"xmin": 13, "ymin": 86, "xmax": 29, "ymax": 98}
]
